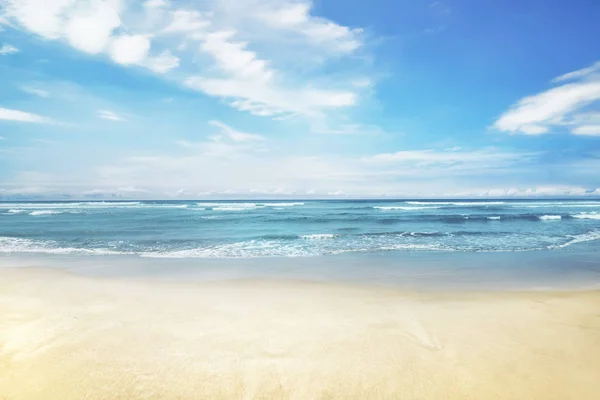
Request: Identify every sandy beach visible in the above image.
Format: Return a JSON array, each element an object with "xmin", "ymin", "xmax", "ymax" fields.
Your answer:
[{"xmin": 1, "ymin": 266, "xmax": 600, "ymax": 400}]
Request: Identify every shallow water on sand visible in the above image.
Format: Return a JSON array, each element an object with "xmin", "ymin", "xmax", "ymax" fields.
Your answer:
[{"xmin": 3, "ymin": 246, "xmax": 599, "ymax": 291}]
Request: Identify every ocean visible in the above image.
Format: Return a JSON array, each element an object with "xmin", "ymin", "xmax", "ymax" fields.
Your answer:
[{"xmin": 1, "ymin": 199, "xmax": 599, "ymax": 258}]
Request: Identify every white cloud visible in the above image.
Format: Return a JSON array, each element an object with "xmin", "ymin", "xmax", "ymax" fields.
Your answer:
[
  {"xmin": 552, "ymin": 61, "xmax": 600, "ymax": 83},
  {"xmin": 363, "ymin": 148, "xmax": 534, "ymax": 172},
  {"xmin": 1, "ymin": 0, "xmax": 368, "ymax": 120},
  {"xmin": 143, "ymin": 0, "xmax": 167, "ymax": 9},
  {"xmin": 144, "ymin": 50, "xmax": 180, "ymax": 73},
  {"xmin": 87, "ymin": 143, "xmax": 547, "ymax": 198},
  {"xmin": 186, "ymin": 75, "xmax": 356, "ymax": 117},
  {"xmin": 64, "ymin": 0, "xmax": 122, "ymax": 54},
  {"xmin": 0, "ymin": 0, "xmax": 374, "ymax": 123},
  {"xmin": 1, "ymin": 0, "xmax": 122, "ymax": 54},
  {"xmin": 0, "ymin": 107, "xmax": 51, "ymax": 123},
  {"xmin": 0, "ymin": 43, "xmax": 18, "ymax": 55},
  {"xmin": 21, "ymin": 86, "xmax": 50, "ymax": 97},
  {"xmin": 479, "ymin": 186, "xmax": 594, "ymax": 198},
  {"xmin": 252, "ymin": 1, "xmax": 362, "ymax": 53},
  {"xmin": 97, "ymin": 109, "xmax": 125, "ymax": 121},
  {"xmin": 201, "ymin": 30, "xmax": 273, "ymax": 81},
  {"xmin": 1, "ymin": 0, "xmax": 76, "ymax": 39},
  {"xmin": 573, "ymin": 125, "xmax": 600, "ymax": 136},
  {"xmin": 162, "ymin": 9, "xmax": 209, "ymax": 35},
  {"xmin": 109, "ymin": 34, "xmax": 150, "ymax": 64},
  {"xmin": 176, "ymin": 120, "xmax": 267, "ymax": 158},
  {"xmin": 208, "ymin": 120, "xmax": 266, "ymax": 142},
  {"xmin": 183, "ymin": 22, "xmax": 360, "ymax": 117},
  {"xmin": 0, "ymin": 186, "xmax": 54, "ymax": 196},
  {"xmin": 494, "ymin": 60, "xmax": 600, "ymax": 136},
  {"xmin": 83, "ymin": 186, "xmax": 149, "ymax": 197}
]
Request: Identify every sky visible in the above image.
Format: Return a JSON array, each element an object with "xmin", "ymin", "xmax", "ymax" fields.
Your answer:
[{"xmin": 0, "ymin": 0, "xmax": 599, "ymax": 200}]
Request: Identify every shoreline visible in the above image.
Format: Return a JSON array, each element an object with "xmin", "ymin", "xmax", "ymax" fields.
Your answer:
[
  {"xmin": 2, "ymin": 248, "xmax": 600, "ymax": 292},
  {"xmin": 1, "ymin": 265, "xmax": 600, "ymax": 399}
]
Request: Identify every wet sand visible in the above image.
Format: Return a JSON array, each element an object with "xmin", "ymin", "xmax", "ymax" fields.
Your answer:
[{"xmin": 1, "ymin": 267, "xmax": 599, "ymax": 400}]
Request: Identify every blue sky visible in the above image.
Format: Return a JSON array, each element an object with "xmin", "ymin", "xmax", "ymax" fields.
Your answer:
[{"xmin": 0, "ymin": 0, "xmax": 599, "ymax": 199}]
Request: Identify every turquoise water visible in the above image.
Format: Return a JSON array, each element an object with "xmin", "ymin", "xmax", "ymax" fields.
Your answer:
[{"xmin": 1, "ymin": 199, "xmax": 599, "ymax": 258}]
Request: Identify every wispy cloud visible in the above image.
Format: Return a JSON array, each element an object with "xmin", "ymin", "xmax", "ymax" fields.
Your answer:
[
  {"xmin": 494, "ymin": 60, "xmax": 600, "ymax": 136},
  {"xmin": 362, "ymin": 147, "xmax": 537, "ymax": 173},
  {"xmin": 0, "ymin": 43, "xmax": 18, "ymax": 55},
  {"xmin": 0, "ymin": 0, "xmax": 370, "ymax": 120},
  {"xmin": 83, "ymin": 186, "xmax": 150, "ymax": 198},
  {"xmin": 97, "ymin": 109, "xmax": 125, "ymax": 122},
  {"xmin": 21, "ymin": 86, "xmax": 50, "ymax": 97},
  {"xmin": 176, "ymin": 120, "xmax": 267, "ymax": 158},
  {"xmin": 458, "ymin": 185, "xmax": 598, "ymax": 198},
  {"xmin": 0, "ymin": 107, "xmax": 52, "ymax": 123},
  {"xmin": 88, "ymin": 144, "xmax": 545, "ymax": 198},
  {"xmin": 208, "ymin": 120, "xmax": 266, "ymax": 142}
]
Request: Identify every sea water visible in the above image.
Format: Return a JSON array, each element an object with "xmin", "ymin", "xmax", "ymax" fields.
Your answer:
[{"xmin": 1, "ymin": 199, "xmax": 599, "ymax": 258}]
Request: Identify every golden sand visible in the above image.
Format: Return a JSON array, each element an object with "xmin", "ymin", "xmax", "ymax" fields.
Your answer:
[{"xmin": 1, "ymin": 267, "xmax": 599, "ymax": 400}]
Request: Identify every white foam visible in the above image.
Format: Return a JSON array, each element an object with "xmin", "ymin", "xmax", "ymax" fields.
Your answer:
[
  {"xmin": 550, "ymin": 231, "xmax": 600, "ymax": 249},
  {"xmin": 0, "ymin": 236, "xmax": 126, "ymax": 255},
  {"xmin": 378, "ymin": 243, "xmax": 451, "ymax": 251},
  {"xmin": 301, "ymin": 234, "xmax": 336, "ymax": 240},
  {"xmin": 197, "ymin": 202, "xmax": 303, "ymax": 210},
  {"xmin": 572, "ymin": 212, "xmax": 600, "ymax": 220},
  {"xmin": 521, "ymin": 204, "xmax": 600, "ymax": 208},
  {"xmin": 0, "ymin": 202, "xmax": 195, "ymax": 212},
  {"xmin": 374, "ymin": 206, "xmax": 439, "ymax": 210},
  {"xmin": 260, "ymin": 202, "xmax": 304, "ymax": 207},
  {"xmin": 199, "ymin": 202, "xmax": 259, "ymax": 208},
  {"xmin": 488, "ymin": 216, "xmax": 501, "ymax": 220},
  {"xmin": 0, "ymin": 202, "xmax": 141, "ymax": 208},
  {"xmin": 30, "ymin": 210, "xmax": 62, "ymax": 216},
  {"xmin": 7, "ymin": 209, "xmax": 27, "ymax": 214},
  {"xmin": 406, "ymin": 201, "xmax": 505, "ymax": 206},
  {"xmin": 142, "ymin": 241, "xmax": 315, "ymax": 258},
  {"xmin": 81, "ymin": 201, "xmax": 141, "ymax": 206},
  {"xmin": 539, "ymin": 215, "xmax": 561, "ymax": 221},
  {"xmin": 213, "ymin": 207, "xmax": 254, "ymax": 211}
]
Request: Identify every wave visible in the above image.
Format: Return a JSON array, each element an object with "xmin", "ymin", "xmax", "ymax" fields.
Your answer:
[
  {"xmin": 259, "ymin": 202, "xmax": 304, "ymax": 207},
  {"xmin": 79, "ymin": 201, "xmax": 141, "ymax": 206},
  {"xmin": 256, "ymin": 231, "xmax": 464, "ymax": 241},
  {"xmin": 212, "ymin": 206, "xmax": 254, "ymax": 211},
  {"xmin": 406, "ymin": 201, "xmax": 505, "ymax": 206},
  {"xmin": 520, "ymin": 204, "xmax": 600, "ymax": 208},
  {"xmin": 2, "ymin": 229, "xmax": 598, "ymax": 258},
  {"xmin": 7, "ymin": 209, "xmax": 27, "ymax": 214},
  {"xmin": 360, "ymin": 231, "xmax": 447, "ymax": 237},
  {"xmin": 374, "ymin": 206, "xmax": 440, "ymax": 211},
  {"xmin": 0, "ymin": 202, "xmax": 192, "ymax": 212},
  {"xmin": 539, "ymin": 215, "xmax": 562, "ymax": 221},
  {"xmin": 0, "ymin": 237, "xmax": 127, "ymax": 255},
  {"xmin": 550, "ymin": 231, "xmax": 600, "ymax": 249},
  {"xmin": 572, "ymin": 212, "xmax": 600, "ymax": 220},
  {"xmin": 0, "ymin": 202, "xmax": 141, "ymax": 208},
  {"xmin": 301, "ymin": 234, "xmax": 337, "ymax": 240},
  {"xmin": 197, "ymin": 202, "xmax": 304, "ymax": 210},
  {"xmin": 30, "ymin": 210, "xmax": 63, "ymax": 216}
]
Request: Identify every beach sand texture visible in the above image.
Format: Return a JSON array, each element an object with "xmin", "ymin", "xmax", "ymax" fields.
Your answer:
[{"xmin": 1, "ymin": 267, "xmax": 600, "ymax": 400}]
